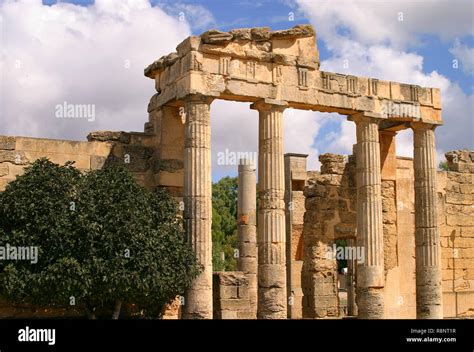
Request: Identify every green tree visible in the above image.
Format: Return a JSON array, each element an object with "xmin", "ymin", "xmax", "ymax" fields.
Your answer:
[
  {"xmin": 0, "ymin": 159, "xmax": 200, "ymax": 318},
  {"xmin": 439, "ymin": 161, "xmax": 449, "ymax": 171},
  {"xmin": 212, "ymin": 177, "xmax": 238, "ymax": 271}
]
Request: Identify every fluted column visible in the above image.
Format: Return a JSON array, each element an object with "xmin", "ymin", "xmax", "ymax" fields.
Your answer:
[
  {"xmin": 182, "ymin": 95, "xmax": 213, "ymax": 319},
  {"xmin": 251, "ymin": 98, "xmax": 288, "ymax": 319},
  {"xmin": 351, "ymin": 113, "xmax": 385, "ymax": 319},
  {"xmin": 412, "ymin": 122, "xmax": 443, "ymax": 319},
  {"xmin": 237, "ymin": 160, "xmax": 257, "ymax": 318}
]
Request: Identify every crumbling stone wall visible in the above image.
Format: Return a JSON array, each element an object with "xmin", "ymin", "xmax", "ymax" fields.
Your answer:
[
  {"xmin": 301, "ymin": 154, "xmax": 356, "ymax": 318},
  {"xmin": 438, "ymin": 150, "xmax": 474, "ymax": 317},
  {"xmin": 302, "ymin": 149, "xmax": 474, "ymax": 318},
  {"xmin": 0, "ymin": 132, "xmax": 157, "ymax": 192}
]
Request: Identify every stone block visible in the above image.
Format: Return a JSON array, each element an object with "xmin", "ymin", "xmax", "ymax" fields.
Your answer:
[
  {"xmin": 0, "ymin": 136, "xmax": 16, "ymax": 150},
  {"xmin": 90, "ymin": 155, "xmax": 107, "ymax": 170},
  {"xmin": 0, "ymin": 164, "xmax": 9, "ymax": 177}
]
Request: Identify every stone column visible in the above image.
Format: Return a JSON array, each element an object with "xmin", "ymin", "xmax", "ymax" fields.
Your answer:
[
  {"xmin": 182, "ymin": 95, "xmax": 213, "ymax": 319},
  {"xmin": 237, "ymin": 160, "xmax": 257, "ymax": 319},
  {"xmin": 251, "ymin": 98, "xmax": 288, "ymax": 319},
  {"xmin": 351, "ymin": 113, "xmax": 385, "ymax": 319},
  {"xmin": 412, "ymin": 122, "xmax": 443, "ymax": 319}
]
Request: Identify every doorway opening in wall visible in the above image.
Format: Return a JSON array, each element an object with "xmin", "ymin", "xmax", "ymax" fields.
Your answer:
[
  {"xmin": 210, "ymin": 100, "xmax": 257, "ymax": 272},
  {"xmin": 394, "ymin": 128, "xmax": 414, "ymax": 159}
]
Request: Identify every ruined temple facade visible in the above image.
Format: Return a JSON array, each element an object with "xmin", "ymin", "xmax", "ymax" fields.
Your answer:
[
  {"xmin": 286, "ymin": 150, "xmax": 474, "ymax": 319},
  {"xmin": 0, "ymin": 25, "xmax": 472, "ymax": 319}
]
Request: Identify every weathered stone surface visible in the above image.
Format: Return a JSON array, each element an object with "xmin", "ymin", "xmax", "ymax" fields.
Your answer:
[
  {"xmin": 319, "ymin": 153, "xmax": 346, "ymax": 175},
  {"xmin": 105, "ymin": 145, "xmax": 153, "ymax": 173},
  {"xmin": 201, "ymin": 29, "xmax": 233, "ymax": 44},
  {"xmin": 237, "ymin": 162, "xmax": 257, "ymax": 318},
  {"xmin": 0, "ymin": 150, "xmax": 28, "ymax": 165},
  {"xmin": 0, "ymin": 164, "xmax": 8, "ymax": 177},
  {"xmin": 213, "ymin": 272, "xmax": 251, "ymax": 320},
  {"xmin": 214, "ymin": 271, "xmax": 249, "ymax": 287},
  {"xmin": 164, "ymin": 52, "xmax": 179, "ymax": 66},
  {"xmin": 252, "ymin": 100, "xmax": 287, "ymax": 319},
  {"xmin": 183, "ymin": 96, "xmax": 213, "ymax": 319},
  {"xmin": 271, "ymin": 24, "xmax": 315, "ymax": 39},
  {"xmin": 153, "ymin": 158, "xmax": 184, "ymax": 173},
  {"xmin": 230, "ymin": 28, "xmax": 251, "ymax": 41},
  {"xmin": 87, "ymin": 131, "xmax": 130, "ymax": 144},
  {"xmin": 0, "ymin": 136, "xmax": 16, "ymax": 150},
  {"xmin": 413, "ymin": 124, "xmax": 443, "ymax": 319},
  {"xmin": 251, "ymin": 27, "xmax": 271, "ymax": 41},
  {"xmin": 144, "ymin": 57, "xmax": 165, "ymax": 77},
  {"xmin": 446, "ymin": 149, "xmax": 473, "ymax": 173},
  {"xmin": 90, "ymin": 155, "xmax": 107, "ymax": 170}
]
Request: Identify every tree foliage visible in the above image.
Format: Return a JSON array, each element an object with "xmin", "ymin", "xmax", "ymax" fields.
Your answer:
[
  {"xmin": 439, "ymin": 161, "xmax": 449, "ymax": 171},
  {"xmin": 211, "ymin": 177, "xmax": 238, "ymax": 271},
  {"xmin": 0, "ymin": 158, "xmax": 200, "ymax": 318}
]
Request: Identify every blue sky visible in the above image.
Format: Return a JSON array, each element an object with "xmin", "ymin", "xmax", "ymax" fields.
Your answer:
[
  {"xmin": 2, "ymin": 0, "xmax": 473, "ymax": 181},
  {"xmin": 40, "ymin": 0, "xmax": 473, "ymax": 91}
]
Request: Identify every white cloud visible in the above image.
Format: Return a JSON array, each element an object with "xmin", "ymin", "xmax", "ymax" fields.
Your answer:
[
  {"xmin": 450, "ymin": 39, "xmax": 474, "ymax": 76},
  {"xmin": 296, "ymin": 0, "xmax": 474, "ymax": 50},
  {"xmin": 294, "ymin": 0, "xmax": 474, "ymax": 163},
  {"xmin": 0, "ymin": 0, "xmax": 190, "ymax": 140},
  {"xmin": 157, "ymin": 2, "xmax": 216, "ymax": 31}
]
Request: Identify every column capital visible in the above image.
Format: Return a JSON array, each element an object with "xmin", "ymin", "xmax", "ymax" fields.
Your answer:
[
  {"xmin": 182, "ymin": 94, "xmax": 215, "ymax": 105},
  {"xmin": 410, "ymin": 121, "xmax": 437, "ymax": 131},
  {"xmin": 348, "ymin": 112, "xmax": 384, "ymax": 125},
  {"xmin": 250, "ymin": 98, "xmax": 288, "ymax": 112}
]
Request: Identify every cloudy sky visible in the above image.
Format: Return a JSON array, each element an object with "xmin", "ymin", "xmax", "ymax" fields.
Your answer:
[{"xmin": 0, "ymin": 0, "xmax": 473, "ymax": 180}]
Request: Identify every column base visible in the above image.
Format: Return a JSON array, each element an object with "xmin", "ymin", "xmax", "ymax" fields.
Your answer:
[{"xmin": 356, "ymin": 287, "xmax": 384, "ymax": 319}]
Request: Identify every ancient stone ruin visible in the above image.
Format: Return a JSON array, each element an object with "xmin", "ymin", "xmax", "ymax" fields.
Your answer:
[{"xmin": 0, "ymin": 25, "xmax": 472, "ymax": 319}]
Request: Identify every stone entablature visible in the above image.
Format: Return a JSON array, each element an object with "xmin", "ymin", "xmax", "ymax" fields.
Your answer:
[{"xmin": 144, "ymin": 25, "xmax": 441, "ymax": 124}]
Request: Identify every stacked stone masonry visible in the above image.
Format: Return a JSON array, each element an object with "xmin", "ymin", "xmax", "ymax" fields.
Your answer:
[
  {"xmin": 300, "ymin": 149, "xmax": 474, "ymax": 319},
  {"xmin": 213, "ymin": 272, "xmax": 252, "ymax": 319}
]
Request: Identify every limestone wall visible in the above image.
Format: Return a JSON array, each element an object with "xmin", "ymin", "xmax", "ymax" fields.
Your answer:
[
  {"xmin": 284, "ymin": 154, "xmax": 308, "ymax": 319},
  {"xmin": 0, "ymin": 135, "xmax": 111, "ymax": 191},
  {"xmin": 301, "ymin": 154, "xmax": 356, "ymax": 318},
  {"xmin": 438, "ymin": 150, "xmax": 474, "ymax": 317},
  {"xmin": 0, "ymin": 132, "xmax": 158, "ymax": 192}
]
